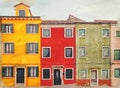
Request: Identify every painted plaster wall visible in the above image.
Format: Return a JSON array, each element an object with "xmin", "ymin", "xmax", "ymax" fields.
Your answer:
[
  {"xmin": 111, "ymin": 24, "xmax": 120, "ymax": 86},
  {"xmin": 76, "ymin": 24, "xmax": 111, "ymax": 86}
]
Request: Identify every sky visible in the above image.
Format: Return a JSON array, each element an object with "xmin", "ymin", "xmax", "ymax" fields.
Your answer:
[{"xmin": 0, "ymin": 0, "xmax": 120, "ymax": 21}]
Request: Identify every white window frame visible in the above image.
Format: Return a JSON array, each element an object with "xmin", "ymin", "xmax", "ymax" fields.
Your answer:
[
  {"xmin": 79, "ymin": 69, "xmax": 88, "ymax": 79},
  {"xmin": 42, "ymin": 28, "xmax": 51, "ymax": 38},
  {"xmin": 101, "ymin": 69, "xmax": 109, "ymax": 79},
  {"xmin": 102, "ymin": 46, "xmax": 110, "ymax": 58},
  {"xmin": 65, "ymin": 68, "xmax": 74, "ymax": 80},
  {"xmin": 64, "ymin": 28, "xmax": 73, "ymax": 38},
  {"xmin": 78, "ymin": 28, "xmax": 86, "ymax": 38},
  {"xmin": 42, "ymin": 68, "xmax": 51, "ymax": 80},
  {"xmin": 102, "ymin": 28, "xmax": 109, "ymax": 38},
  {"xmin": 18, "ymin": 9, "xmax": 25, "ymax": 16},
  {"xmin": 64, "ymin": 47, "xmax": 74, "ymax": 58},
  {"xmin": 78, "ymin": 46, "xmax": 86, "ymax": 58},
  {"xmin": 42, "ymin": 47, "xmax": 51, "ymax": 58}
]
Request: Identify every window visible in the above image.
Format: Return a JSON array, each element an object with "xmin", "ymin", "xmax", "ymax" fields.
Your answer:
[
  {"xmin": 28, "ymin": 67, "xmax": 38, "ymax": 77},
  {"xmin": 102, "ymin": 70, "xmax": 108, "ymax": 79},
  {"xmin": 2, "ymin": 67, "xmax": 13, "ymax": 77},
  {"xmin": 65, "ymin": 28, "xmax": 73, "ymax": 37},
  {"xmin": 65, "ymin": 47, "xmax": 73, "ymax": 58},
  {"xmin": 4, "ymin": 43, "xmax": 14, "ymax": 53},
  {"xmin": 42, "ymin": 69, "xmax": 50, "ymax": 80},
  {"xmin": 102, "ymin": 47, "xmax": 110, "ymax": 58},
  {"xmin": 2, "ymin": 24, "xmax": 13, "ymax": 33},
  {"xmin": 114, "ymin": 69, "xmax": 120, "ymax": 78},
  {"xmin": 79, "ymin": 29, "xmax": 85, "ymax": 37},
  {"xmin": 42, "ymin": 47, "xmax": 51, "ymax": 58},
  {"xmin": 80, "ymin": 69, "xmax": 87, "ymax": 79},
  {"xmin": 26, "ymin": 24, "xmax": 38, "ymax": 33},
  {"xmin": 102, "ymin": 29, "xmax": 109, "ymax": 37},
  {"xmin": 116, "ymin": 31, "xmax": 120, "ymax": 37},
  {"xmin": 114, "ymin": 50, "xmax": 120, "ymax": 60},
  {"xmin": 27, "ymin": 43, "xmax": 38, "ymax": 54},
  {"xmin": 42, "ymin": 28, "xmax": 51, "ymax": 37},
  {"xmin": 65, "ymin": 69, "xmax": 73, "ymax": 79},
  {"xmin": 79, "ymin": 47, "xmax": 86, "ymax": 57},
  {"xmin": 19, "ymin": 10, "xmax": 25, "ymax": 16}
]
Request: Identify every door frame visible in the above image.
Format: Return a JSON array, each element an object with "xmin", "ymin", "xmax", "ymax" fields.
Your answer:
[
  {"xmin": 90, "ymin": 69, "xmax": 98, "ymax": 86},
  {"xmin": 15, "ymin": 67, "xmax": 26, "ymax": 86},
  {"xmin": 52, "ymin": 66, "xmax": 63, "ymax": 85}
]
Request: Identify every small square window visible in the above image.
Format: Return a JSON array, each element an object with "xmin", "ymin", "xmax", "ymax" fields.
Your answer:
[
  {"xmin": 80, "ymin": 69, "xmax": 87, "ymax": 79},
  {"xmin": 42, "ymin": 28, "xmax": 51, "ymax": 37},
  {"xmin": 65, "ymin": 28, "xmax": 73, "ymax": 38},
  {"xmin": 114, "ymin": 69, "xmax": 120, "ymax": 78},
  {"xmin": 116, "ymin": 31, "xmax": 120, "ymax": 37},
  {"xmin": 42, "ymin": 69, "xmax": 50, "ymax": 80},
  {"xmin": 2, "ymin": 67, "xmax": 13, "ymax": 77},
  {"xmin": 102, "ymin": 47, "xmax": 109, "ymax": 58},
  {"xmin": 28, "ymin": 67, "xmax": 38, "ymax": 77},
  {"xmin": 65, "ymin": 47, "xmax": 73, "ymax": 58},
  {"xmin": 79, "ymin": 29, "xmax": 85, "ymax": 37},
  {"xmin": 79, "ymin": 47, "xmax": 86, "ymax": 57},
  {"xmin": 42, "ymin": 47, "xmax": 51, "ymax": 58},
  {"xmin": 65, "ymin": 69, "xmax": 73, "ymax": 79},
  {"xmin": 103, "ymin": 29, "xmax": 109, "ymax": 37},
  {"xmin": 19, "ymin": 10, "xmax": 25, "ymax": 16}
]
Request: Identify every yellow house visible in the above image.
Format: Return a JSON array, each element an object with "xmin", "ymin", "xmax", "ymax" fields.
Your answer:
[{"xmin": 1, "ymin": 3, "xmax": 42, "ymax": 87}]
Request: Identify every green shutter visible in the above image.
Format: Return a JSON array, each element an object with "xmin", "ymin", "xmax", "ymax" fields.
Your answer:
[
  {"xmin": 114, "ymin": 50, "xmax": 120, "ymax": 60},
  {"xmin": 35, "ymin": 43, "xmax": 38, "ymax": 53},
  {"xmin": 36, "ymin": 67, "xmax": 38, "ymax": 77},
  {"xmin": 26, "ymin": 43, "xmax": 30, "ymax": 53},
  {"xmin": 35, "ymin": 24, "xmax": 38, "ymax": 33},
  {"xmin": 2, "ymin": 24, "xmax": 5, "ymax": 33},
  {"xmin": 11, "ymin": 24, "xmax": 13, "ymax": 33},
  {"xmin": 26, "ymin": 24, "xmax": 29, "ymax": 33},
  {"xmin": 11, "ymin": 43, "xmax": 14, "ymax": 53},
  {"xmin": 116, "ymin": 31, "xmax": 120, "ymax": 37},
  {"xmin": 28, "ymin": 67, "xmax": 31, "ymax": 77}
]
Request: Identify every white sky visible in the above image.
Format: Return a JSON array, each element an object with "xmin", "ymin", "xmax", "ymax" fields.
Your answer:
[{"xmin": 0, "ymin": 0, "xmax": 120, "ymax": 21}]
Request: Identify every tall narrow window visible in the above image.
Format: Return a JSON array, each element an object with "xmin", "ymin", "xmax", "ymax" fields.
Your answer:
[
  {"xmin": 26, "ymin": 24, "xmax": 38, "ymax": 33},
  {"xmin": 42, "ymin": 28, "xmax": 51, "ymax": 37},
  {"xmin": 114, "ymin": 69, "xmax": 120, "ymax": 78},
  {"xmin": 79, "ymin": 47, "xmax": 85, "ymax": 57},
  {"xmin": 19, "ymin": 10, "xmax": 25, "ymax": 16},
  {"xmin": 79, "ymin": 29, "xmax": 85, "ymax": 37},
  {"xmin": 102, "ymin": 47, "xmax": 109, "ymax": 58},
  {"xmin": 65, "ymin": 47, "xmax": 73, "ymax": 58},
  {"xmin": 2, "ymin": 67, "xmax": 13, "ymax": 77},
  {"xmin": 65, "ymin": 69, "xmax": 73, "ymax": 79},
  {"xmin": 27, "ymin": 43, "xmax": 38, "ymax": 54},
  {"xmin": 2, "ymin": 24, "xmax": 13, "ymax": 33},
  {"xmin": 114, "ymin": 50, "xmax": 120, "ymax": 60},
  {"xmin": 102, "ymin": 29, "xmax": 109, "ymax": 37},
  {"xmin": 116, "ymin": 31, "xmax": 120, "ymax": 37},
  {"xmin": 28, "ymin": 67, "xmax": 38, "ymax": 77},
  {"xmin": 42, "ymin": 47, "xmax": 51, "ymax": 58},
  {"xmin": 4, "ymin": 43, "xmax": 14, "ymax": 53},
  {"xmin": 102, "ymin": 70, "xmax": 108, "ymax": 79},
  {"xmin": 42, "ymin": 69, "xmax": 50, "ymax": 80},
  {"xmin": 65, "ymin": 28, "xmax": 73, "ymax": 38},
  {"xmin": 80, "ymin": 69, "xmax": 87, "ymax": 79}
]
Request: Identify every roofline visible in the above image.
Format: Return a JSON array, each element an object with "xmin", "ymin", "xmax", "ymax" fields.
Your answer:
[
  {"xmin": 14, "ymin": 3, "xmax": 30, "ymax": 8},
  {"xmin": 0, "ymin": 16, "xmax": 41, "ymax": 18}
]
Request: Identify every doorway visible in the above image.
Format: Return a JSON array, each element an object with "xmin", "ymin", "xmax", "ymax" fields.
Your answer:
[
  {"xmin": 16, "ymin": 68, "xmax": 24, "ymax": 84},
  {"xmin": 90, "ymin": 69, "xmax": 98, "ymax": 86},
  {"xmin": 54, "ymin": 69, "xmax": 61, "ymax": 85}
]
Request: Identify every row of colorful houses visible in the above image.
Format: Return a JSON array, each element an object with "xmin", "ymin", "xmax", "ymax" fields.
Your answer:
[{"xmin": 0, "ymin": 3, "xmax": 120, "ymax": 87}]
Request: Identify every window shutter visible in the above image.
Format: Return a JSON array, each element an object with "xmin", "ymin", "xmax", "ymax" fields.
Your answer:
[
  {"xmin": 26, "ymin": 24, "xmax": 30, "ymax": 33},
  {"xmin": 28, "ymin": 67, "xmax": 31, "ymax": 77},
  {"xmin": 115, "ymin": 69, "xmax": 119, "ymax": 77},
  {"xmin": 35, "ymin": 24, "xmax": 38, "ymax": 33},
  {"xmin": 114, "ymin": 50, "xmax": 119, "ymax": 60},
  {"xmin": 2, "ymin": 24, "xmax": 5, "ymax": 33},
  {"xmin": 11, "ymin": 43, "xmax": 14, "ymax": 53},
  {"xmin": 26, "ymin": 43, "xmax": 30, "ymax": 53},
  {"xmin": 36, "ymin": 67, "xmax": 38, "ymax": 77},
  {"xmin": 2, "ymin": 67, "xmax": 6, "ymax": 77},
  {"xmin": 11, "ymin": 67, "xmax": 13, "ymax": 77},
  {"xmin": 35, "ymin": 43, "xmax": 38, "ymax": 53},
  {"xmin": 11, "ymin": 24, "xmax": 13, "ymax": 33}
]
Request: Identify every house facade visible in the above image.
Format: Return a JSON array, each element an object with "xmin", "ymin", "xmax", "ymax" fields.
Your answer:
[
  {"xmin": 111, "ymin": 22, "xmax": 120, "ymax": 86},
  {"xmin": 1, "ymin": 3, "xmax": 42, "ymax": 86},
  {"xmin": 76, "ymin": 22, "xmax": 111, "ymax": 86},
  {"xmin": 41, "ymin": 18, "xmax": 76, "ymax": 86}
]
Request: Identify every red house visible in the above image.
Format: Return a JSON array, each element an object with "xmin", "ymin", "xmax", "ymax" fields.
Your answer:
[{"xmin": 40, "ymin": 16, "xmax": 76, "ymax": 86}]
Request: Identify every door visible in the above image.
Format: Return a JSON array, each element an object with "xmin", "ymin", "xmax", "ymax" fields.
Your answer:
[
  {"xmin": 54, "ymin": 69, "xmax": 61, "ymax": 85},
  {"xmin": 16, "ymin": 68, "xmax": 24, "ymax": 83},
  {"xmin": 90, "ymin": 70, "xmax": 98, "ymax": 86}
]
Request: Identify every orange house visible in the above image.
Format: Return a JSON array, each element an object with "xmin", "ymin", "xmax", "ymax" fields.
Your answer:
[{"xmin": 1, "ymin": 3, "xmax": 42, "ymax": 87}]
